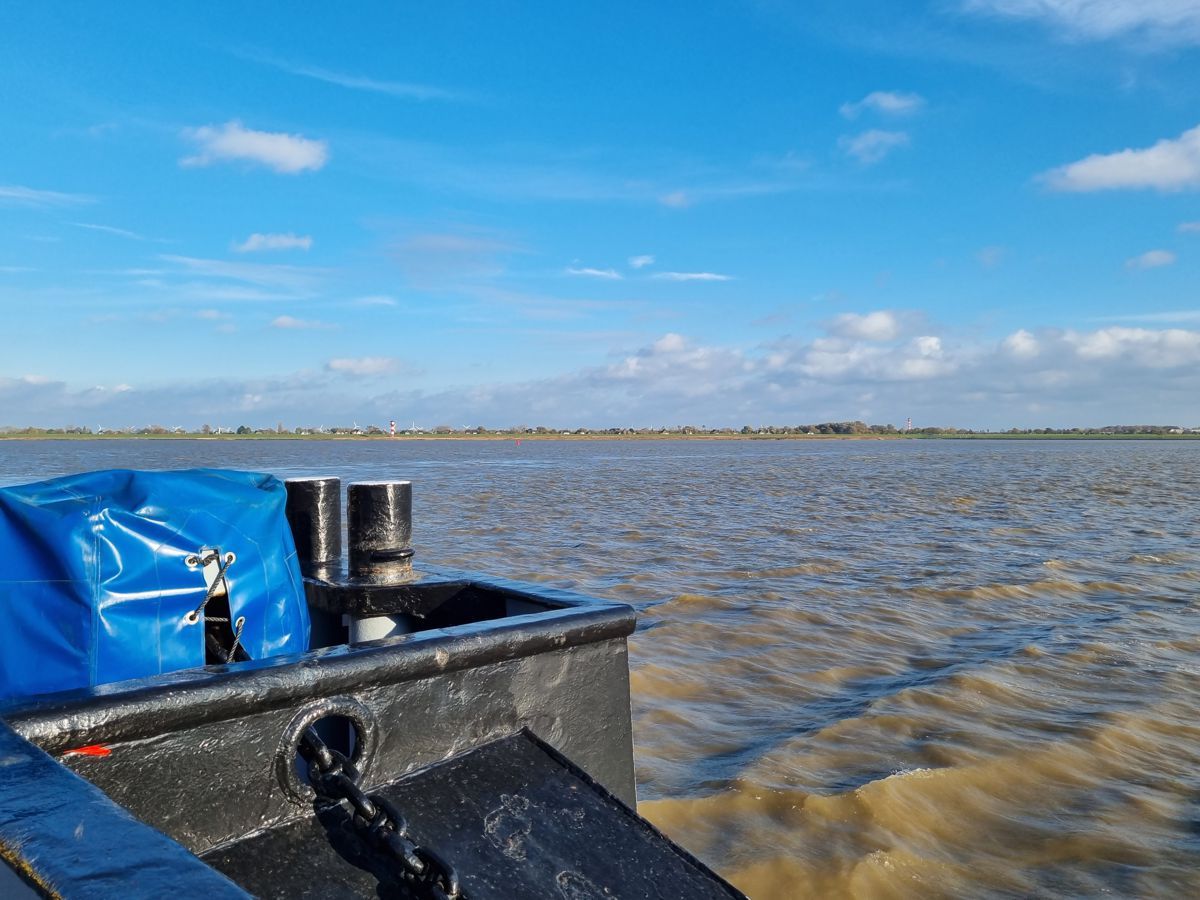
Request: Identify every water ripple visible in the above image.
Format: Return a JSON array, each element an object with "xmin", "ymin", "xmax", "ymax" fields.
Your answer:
[{"xmin": 3, "ymin": 438, "xmax": 1199, "ymax": 896}]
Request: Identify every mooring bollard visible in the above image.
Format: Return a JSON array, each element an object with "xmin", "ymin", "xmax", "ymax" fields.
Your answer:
[
  {"xmin": 346, "ymin": 480, "xmax": 415, "ymax": 643},
  {"xmin": 347, "ymin": 480, "xmax": 414, "ymax": 578},
  {"xmin": 284, "ymin": 476, "xmax": 347, "ymax": 650},
  {"xmin": 283, "ymin": 476, "xmax": 342, "ymax": 572}
]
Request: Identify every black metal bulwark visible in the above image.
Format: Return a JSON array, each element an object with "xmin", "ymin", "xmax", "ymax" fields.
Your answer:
[
  {"xmin": 0, "ymin": 476, "xmax": 744, "ymax": 898},
  {"xmin": 3, "ymin": 575, "xmax": 640, "ymax": 809}
]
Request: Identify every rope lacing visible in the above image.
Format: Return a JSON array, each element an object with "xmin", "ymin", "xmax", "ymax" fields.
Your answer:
[{"xmin": 183, "ymin": 550, "xmax": 236, "ymax": 625}]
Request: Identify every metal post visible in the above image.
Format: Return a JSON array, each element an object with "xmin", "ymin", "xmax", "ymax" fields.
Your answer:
[
  {"xmin": 347, "ymin": 481, "xmax": 415, "ymax": 643},
  {"xmin": 347, "ymin": 481, "xmax": 414, "ymax": 578},
  {"xmin": 284, "ymin": 477, "xmax": 342, "ymax": 571},
  {"xmin": 285, "ymin": 477, "xmax": 346, "ymax": 649}
]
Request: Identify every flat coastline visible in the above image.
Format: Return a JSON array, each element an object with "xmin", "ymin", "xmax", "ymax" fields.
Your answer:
[{"xmin": 1, "ymin": 432, "xmax": 1197, "ymax": 442}]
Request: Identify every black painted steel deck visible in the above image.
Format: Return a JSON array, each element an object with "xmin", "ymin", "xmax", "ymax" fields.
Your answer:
[{"xmin": 205, "ymin": 730, "xmax": 741, "ymax": 899}]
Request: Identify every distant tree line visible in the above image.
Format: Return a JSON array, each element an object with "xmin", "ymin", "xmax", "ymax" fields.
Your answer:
[
  {"xmin": 1000, "ymin": 425, "xmax": 1192, "ymax": 435},
  {"xmin": 0, "ymin": 421, "xmax": 1197, "ymax": 437}
]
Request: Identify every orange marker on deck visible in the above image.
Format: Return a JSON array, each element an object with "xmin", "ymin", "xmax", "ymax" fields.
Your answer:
[{"xmin": 63, "ymin": 744, "xmax": 111, "ymax": 758}]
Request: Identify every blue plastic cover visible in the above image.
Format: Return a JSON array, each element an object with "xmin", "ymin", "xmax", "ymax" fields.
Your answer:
[{"xmin": 0, "ymin": 468, "xmax": 310, "ymax": 701}]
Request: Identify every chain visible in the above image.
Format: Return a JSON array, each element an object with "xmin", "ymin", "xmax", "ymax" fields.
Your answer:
[{"xmin": 297, "ymin": 728, "xmax": 464, "ymax": 900}]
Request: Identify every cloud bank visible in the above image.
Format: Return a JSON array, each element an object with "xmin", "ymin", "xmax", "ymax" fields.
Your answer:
[{"xmin": 9, "ymin": 318, "xmax": 1200, "ymax": 429}]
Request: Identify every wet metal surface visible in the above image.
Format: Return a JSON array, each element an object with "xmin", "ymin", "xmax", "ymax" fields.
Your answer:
[
  {"xmin": 4, "ymin": 603, "xmax": 638, "ymax": 855},
  {"xmin": 204, "ymin": 730, "xmax": 742, "ymax": 899}
]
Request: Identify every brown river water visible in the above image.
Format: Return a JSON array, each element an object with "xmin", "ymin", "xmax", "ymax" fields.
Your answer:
[{"xmin": 2, "ymin": 438, "xmax": 1198, "ymax": 897}]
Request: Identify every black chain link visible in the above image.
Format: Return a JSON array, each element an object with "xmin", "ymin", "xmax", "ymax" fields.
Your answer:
[{"xmin": 298, "ymin": 728, "xmax": 464, "ymax": 899}]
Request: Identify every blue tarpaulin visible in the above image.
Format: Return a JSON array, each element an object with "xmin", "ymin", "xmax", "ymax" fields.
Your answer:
[{"xmin": 0, "ymin": 469, "xmax": 310, "ymax": 702}]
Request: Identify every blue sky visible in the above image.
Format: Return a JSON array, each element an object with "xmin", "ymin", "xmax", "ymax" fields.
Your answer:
[{"xmin": 2, "ymin": 0, "xmax": 1200, "ymax": 429}]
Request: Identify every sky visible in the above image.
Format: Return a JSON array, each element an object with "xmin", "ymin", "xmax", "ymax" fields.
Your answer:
[{"xmin": 2, "ymin": 0, "xmax": 1200, "ymax": 430}]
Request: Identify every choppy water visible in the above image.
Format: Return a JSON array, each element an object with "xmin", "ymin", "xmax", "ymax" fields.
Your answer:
[{"xmin": 2, "ymin": 438, "xmax": 1199, "ymax": 897}]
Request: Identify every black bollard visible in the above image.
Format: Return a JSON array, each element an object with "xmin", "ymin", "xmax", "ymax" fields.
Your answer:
[
  {"xmin": 346, "ymin": 480, "xmax": 415, "ymax": 644},
  {"xmin": 284, "ymin": 477, "xmax": 343, "ymax": 571},
  {"xmin": 347, "ymin": 480, "xmax": 414, "ymax": 578}
]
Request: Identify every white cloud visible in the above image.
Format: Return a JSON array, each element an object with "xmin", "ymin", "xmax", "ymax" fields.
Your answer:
[
  {"xmin": 1180, "ymin": 221, "xmax": 1200, "ymax": 233},
  {"xmin": 270, "ymin": 315, "xmax": 334, "ymax": 330},
  {"xmin": 352, "ymin": 295, "xmax": 398, "ymax": 307},
  {"xmin": 1095, "ymin": 309, "xmax": 1200, "ymax": 323},
  {"xmin": 1041, "ymin": 124, "xmax": 1200, "ymax": 192},
  {"xmin": 89, "ymin": 267, "xmax": 166, "ymax": 277},
  {"xmin": 839, "ymin": 129, "xmax": 910, "ymax": 165},
  {"xmin": 171, "ymin": 284, "xmax": 300, "ymax": 302},
  {"xmin": 651, "ymin": 271, "xmax": 733, "ymax": 282},
  {"xmin": 1066, "ymin": 326, "xmax": 1200, "ymax": 366},
  {"xmin": 181, "ymin": 121, "xmax": 329, "ymax": 174},
  {"xmin": 245, "ymin": 52, "xmax": 462, "ymax": 101},
  {"xmin": 828, "ymin": 310, "xmax": 905, "ymax": 342},
  {"xmin": 1003, "ymin": 328, "xmax": 1040, "ymax": 358},
  {"xmin": 840, "ymin": 91, "xmax": 926, "ymax": 119},
  {"xmin": 400, "ymin": 233, "xmax": 514, "ymax": 256},
  {"xmin": 963, "ymin": 0, "xmax": 1200, "ymax": 44},
  {"xmin": 288, "ymin": 66, "xmax": 458, "ymax": 99},
  {"xmin": 234, "ymin": 232, "xmax": 313, "ymax": 253},
  {"xmin": 0, "ymin": 184, "xmax": 95, "ymax": 208},
  {"xmin": 659, "ymin": 190, "xmax": 690, "ymax": 208},
  {"xmin": 653, "ymin": 333, "xmax": 687, "ymax": 353},
  {"xmin": 68, "ymin": 222, "xmax": 150, "ymax": 240},
  {"xmin": 977, "ymin": 245, "xmax": 1006, "ymax": 268},
  {"xmin": 602, "ymin": 333, "xmax": 748, "ymax": 398},
  {"xmin": 159, "ymin": 254, "xmax": 325, "ymax": 291},
  {"xmin": 628, "ymin": 254, "xmax": 655, "ymax": 269},
  {"xmin": 788, "ymin": 333, "xmax": 956, "ymax": 382},
  {"xmin": 326, "ymin": 357, "xmax": 402, "ymax": 377},
  {"xmin": 566, "ymin": 267, "xmax": 622, "ymax": 280},
  {"xmin": 1126, "ymin": 249, "xmax": 1177, "ymax": 269}
]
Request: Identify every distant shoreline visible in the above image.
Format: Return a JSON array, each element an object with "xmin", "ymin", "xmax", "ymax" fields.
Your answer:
[{"xmin": 1, "ymin": 432, "xmax": 1198, "ymax": 442}]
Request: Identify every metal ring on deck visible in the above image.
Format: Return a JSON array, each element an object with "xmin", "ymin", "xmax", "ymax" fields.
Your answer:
[{"xmin": 275, "ymin": 696, "xmax": 378, "ymax": 805}]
